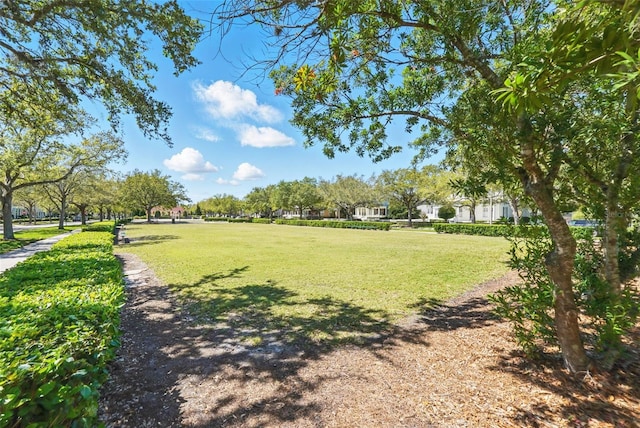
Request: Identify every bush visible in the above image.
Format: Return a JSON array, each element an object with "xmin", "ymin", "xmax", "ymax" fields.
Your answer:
[
  {"xmin": 0, "ymin": 231, "xmax": 124, "ymax": 427},
  {"xmin": 274, "ymin": 219, "xmax": 391, "ymax": 231},
  {"xmin": 437, "ymin": 205, "xmax": 456, "ymax": 221},
  {"xmin": 490, "ymin": 226, "xmax": 639, "ymax": 364},
  {"xmin": 252, "ymin": 218, "xmax": 272, "ymax": 224},
  {"xmin": 81, "ymin": 221, "xmax": 116, "ymax": 234},
  {"xmin": 433, "ymin": 223, "xmax": 512, "ymax": 237}
]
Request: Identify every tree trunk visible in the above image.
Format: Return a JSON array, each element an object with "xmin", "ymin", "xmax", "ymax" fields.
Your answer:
[
  {"xmin": 146, "ymin": 207, "xmax": 152, "ymax": 223},
  {"xmin": 80, "ymin": 206, "xmax": 87, "ymax": 225},
  {"xmin": 406, "ymin": 202, "xmax": 413, "ymax": 227},
  {"xmin": 1, "ymin": 191, "xmax": 15, "ymax": 240},
  {"xmin": 509, "ymin": 197, "xmax": 521, "ymax": 225},
  {"xmin": 518, "ymin": 114, "xmax": 591, "ymax": 373},
  {"xmin": 469, "ymin": 200, "xmax": 476, "ymax": 223},
  {"xmin": 58, "ymin": 196, "xmax": 67, "ymax": 230}
]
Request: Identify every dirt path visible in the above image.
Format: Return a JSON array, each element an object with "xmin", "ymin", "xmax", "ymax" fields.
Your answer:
[{"xmin": 98, "ymin": 253, "xmax": 639, "ymax": 427}]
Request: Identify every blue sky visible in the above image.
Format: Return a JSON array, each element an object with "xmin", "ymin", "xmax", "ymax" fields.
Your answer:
[{"xmin": 98, "ymin": 2, "xmax": 427, "ymax": 203}]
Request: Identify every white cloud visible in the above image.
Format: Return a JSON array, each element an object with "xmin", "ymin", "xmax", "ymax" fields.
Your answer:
[
  {"xmin": 233, "ymin": 163, "xmax": 265, "ymax": 181},
  {"xmin": 238, "ymin": 125, "xmax": 295, "ymax": 148},
  {"xmin": 182, "ymin": 173, "xmax": 205, "ymax": 181},
  {"xmin": 216, "ymin": 177, "xmax": 239, "ymax": 186},
  {"xmin": 163, "ymin": 147, "xmax": 219, "ymax": 181},
  {"xmin": 193, "ymin": 126, "xmax": 220, "ymax": 142},
  {"xmin": 193, "ymin": 80, "xmax": 283, "ymax": 123}
]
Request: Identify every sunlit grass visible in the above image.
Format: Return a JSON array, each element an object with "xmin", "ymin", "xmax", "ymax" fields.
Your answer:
[
  {"xmin": 117, "ymin": 222, "xmax": 509, "ymax": 328},
  {"xmin": 0, "ymin": 227, "xmax": 74, "ymax": 254}
]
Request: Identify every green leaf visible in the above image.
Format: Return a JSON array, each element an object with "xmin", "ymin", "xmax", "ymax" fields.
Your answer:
[{"xmin": 36, "ymin": 381, "xmax": 57, "ymax": 398}]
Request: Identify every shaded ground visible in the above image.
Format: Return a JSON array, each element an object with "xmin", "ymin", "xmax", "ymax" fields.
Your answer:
[{"xmin": 98, "ymin": 253, "xmax": 640, "ymax": 427}]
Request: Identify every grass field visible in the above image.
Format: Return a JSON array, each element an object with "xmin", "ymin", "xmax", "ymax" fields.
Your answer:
[
  {"xmin": 0, "ymin": 226, "xmax": 74, "ymax": 254},
  {"xmin": 117, "ymin": 222, "xmax": 510, "ymax": 345}
]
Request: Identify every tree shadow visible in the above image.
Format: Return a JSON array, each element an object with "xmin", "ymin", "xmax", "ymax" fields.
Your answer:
[
  {"xmin": 410, "ymin": 296, "xmax": 502, "ymax": 331},
  {"xmin": 170, "ymin": 268, "xmax": 405, "ymax": 351},
  {"xmin": 490, "ymin": 344, "xmax": 640, "ymax": 426},
  {"xmin": 100, "ymin": 260, "xmax": 430, "ymax": 427},
  {"xmin": 121, "ymin": 234, "xmax": 180, "ymax": 247}
]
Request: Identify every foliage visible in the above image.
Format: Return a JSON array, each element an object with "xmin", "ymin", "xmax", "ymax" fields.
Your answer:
[
  {"xmin": 317, "ymin": 175, "xmax": 377, "ymax": 219},
  {"xmin": 82, "ymin": 221, "xmax": 117, "ymax": 234},
  {"xmin": 0, "ymin": 0, "xmax": 202, "ymax": 143},
  {"xmin": 434, "ymin": 223, "xmax": 598, "ymax": 240},
  {"xmin": 215, "ymin": 0, "xmax": 640, "ymax": 371},
  {"xmin": 437, "ymin": 205, "xmax": 456, "ymax": 221},
  {"xmin": 1, "ymin": 114, "xmax": 126, "ymax": 237},
  {"xmin": 0, "ymin": 232, "xmax": 124, "ymax": 426},
  {"xmin": 275, "ymin": 219, "xmax": 390, "ymax": 231},
  {"xmin": 433, "ymin": 223, "xmax": 512, "ymax": 237},
  {"xmin": 489, "ymin": 226, "xmax": 558, "ymax": 357},
  {"xmin": 252, "ymin": 218, "xmax": 273, "ymax": 224},
  {"xmin": 377, "ymin": 165, "xmax": 450, "ymax": 226},
  {"xmin": 199, "ymin": 194, "xmax": 243, "ymax": 218},
  {"xmin": 119, "ymin": 169, "xmax": 189, "ymax": 222},
  {"xmin": 491, "ymin": 227, "xmax": 639, "ymax": 363}
]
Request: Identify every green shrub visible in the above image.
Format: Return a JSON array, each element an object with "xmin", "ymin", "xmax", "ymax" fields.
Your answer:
[
  {"xmin": 81, "ymin": 221, "xmax": 116, "ymax": 234},
  {"xmin": 490, "ymin": 226, "xmax": 639, "ymax": 364},
  {"xmin": 433, "ymin": 223, "xmax": 512, "ymax": 237},
  {"xmin": 433, "ymin": 223, "xmax": 597, "ymax": 240},
  {"xmin": 274, "ymin": 219, "xmax": 391, "ymax": 231},
  {"xmin": 227, "ymin": 217, "xmax": 252, "ymax": 223},
  {"xmin": 252, "ymin": 218, "xmax": 272, "ymax": 224},
  {"xmin": 437, "ymin": 205, "xmax": 455, "ymax": 221},
  {"xmin": 0, "ymin": 231, "xmax": 124, "ymax": 427}
]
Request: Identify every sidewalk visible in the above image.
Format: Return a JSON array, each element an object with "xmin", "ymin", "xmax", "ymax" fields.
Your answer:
[{"xmin": 0, "ymin": 230, "xmax": 79, "ymax": 274}]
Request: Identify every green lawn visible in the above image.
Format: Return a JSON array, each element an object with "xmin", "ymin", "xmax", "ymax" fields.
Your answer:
[
  {"xmin": 117, "ymin": 222, "xmax": 510, "ymax": 345},
  {"xmin": 0, "ymin": 227, "xmax": 74, "ymax": 254}
]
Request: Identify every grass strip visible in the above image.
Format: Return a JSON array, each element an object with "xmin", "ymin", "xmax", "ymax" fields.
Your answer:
[{"xmin": 0, "ymin": 227, "xmax": 75, "ymax": 255}]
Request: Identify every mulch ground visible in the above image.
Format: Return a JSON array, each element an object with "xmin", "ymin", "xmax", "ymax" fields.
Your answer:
[{"xmin": 98, "ymin": 253, "xmax": 640, "ymax": 427}]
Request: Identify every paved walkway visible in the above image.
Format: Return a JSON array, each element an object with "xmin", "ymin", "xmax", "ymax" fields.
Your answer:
[{"xmin": 0, "ymin": 230, "xmax": 79, "ymax": 274}]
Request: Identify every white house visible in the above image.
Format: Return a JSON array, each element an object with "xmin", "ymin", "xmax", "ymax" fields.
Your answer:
[
  {"xmin": 417, "ymin": 201, "xmax": 532, "ymax": 223},
  {"xmin": 353, "ymin": 205, "xmax": 389, "ymax": 221}
]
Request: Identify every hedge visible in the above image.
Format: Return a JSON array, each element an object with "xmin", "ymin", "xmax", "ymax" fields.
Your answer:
[
  {"xmin": 274, "ymin": 219, "xmax": 391, "ymax": 231},
  {"xmin": 81, "ymin": 220, "xmax": 117, "ymax": 234},
  {"xmin": 203, "ymin": 217, "xmax": 252, "ymax": 223},
  {"xmin": 433, "ymin": 223, "xmax": 598, "ymax": 239},
  {"xmin": 432, "ymin": 223, "xmax": 512, "ymax": 237},
  {"xmin": 0, "ymin": 231, "xmax": 124, "ymax": 427}
]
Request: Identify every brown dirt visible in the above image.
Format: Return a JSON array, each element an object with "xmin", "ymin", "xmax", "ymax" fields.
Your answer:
[{"xmin": 98, "ymin": 253, "xmax": 640, "ymax": 427}]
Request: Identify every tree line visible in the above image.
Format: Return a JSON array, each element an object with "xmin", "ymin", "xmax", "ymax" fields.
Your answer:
[
  {"xmin": 196, "ymin": 166, "xmax": 525, "ymax": 226},
  {"xmin": 3, "ymin": 168, "xmax": 189, "ymax": 237}
]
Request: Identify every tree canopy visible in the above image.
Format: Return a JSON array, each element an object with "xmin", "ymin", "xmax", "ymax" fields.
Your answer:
[
  {"xmin": 120, "ymin": 169, "xmax": 189, "ymax": 222},
  {"xmin": 216, "ymin": 0, "xmax": 640, "ymax": 372},
  {"xmin": 0, "ymin": 0, "xmax": 203, "ymax": 143}
]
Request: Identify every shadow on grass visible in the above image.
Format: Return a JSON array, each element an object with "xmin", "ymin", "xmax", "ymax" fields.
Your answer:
[
  {"xmin": 123, "ymin": 234, "xmax": 180, "ymax": 247},
  {"xmin": 170, "ymin": 268, "xmax": 407, "ymax": 351},
  {"xmin": 100, "ymin": 262, "xmax": 430, "ymax": 427},
  {"xmin": 410, "ymin": 296, "xmax": 501, "ymax": 331}
]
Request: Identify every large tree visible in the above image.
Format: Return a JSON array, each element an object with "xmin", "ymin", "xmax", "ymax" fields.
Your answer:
[
  {"xmin": 1, "ymin": 126, "xmax": 126, "ymax": 238},
  {"xmin": 377, "ymin": 165, "xmax": 449, "ymax": 226},
  {"xmin": 216, "ymin": 0, "xmax": 600, "ymax": 371},
  {"xmin": 121, "ymin": 169, "xmax": 189, "ymax": 222},
  {"xmin": 289, "ymin": 177, "xmax": 322, "ymax": 218},
  {"xmin": 318, "ymin": 174, "xmax": 377, "ymax": 220},
  {"xmin": 0, "ymin": 0, "xmax": 202, "ymax": 143},
  {"xmin": 498, "ymin": 0, "xmax": 640, "ymax": 294},
  {"xmin": 244, "ymin": 185, "xmax": 277, "ymax": 219}
]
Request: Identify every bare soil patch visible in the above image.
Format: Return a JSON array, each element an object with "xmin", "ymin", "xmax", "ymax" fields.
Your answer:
[{"xmin": 98, "ymin": 253, "xmax": 639, "ymax": 427}]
